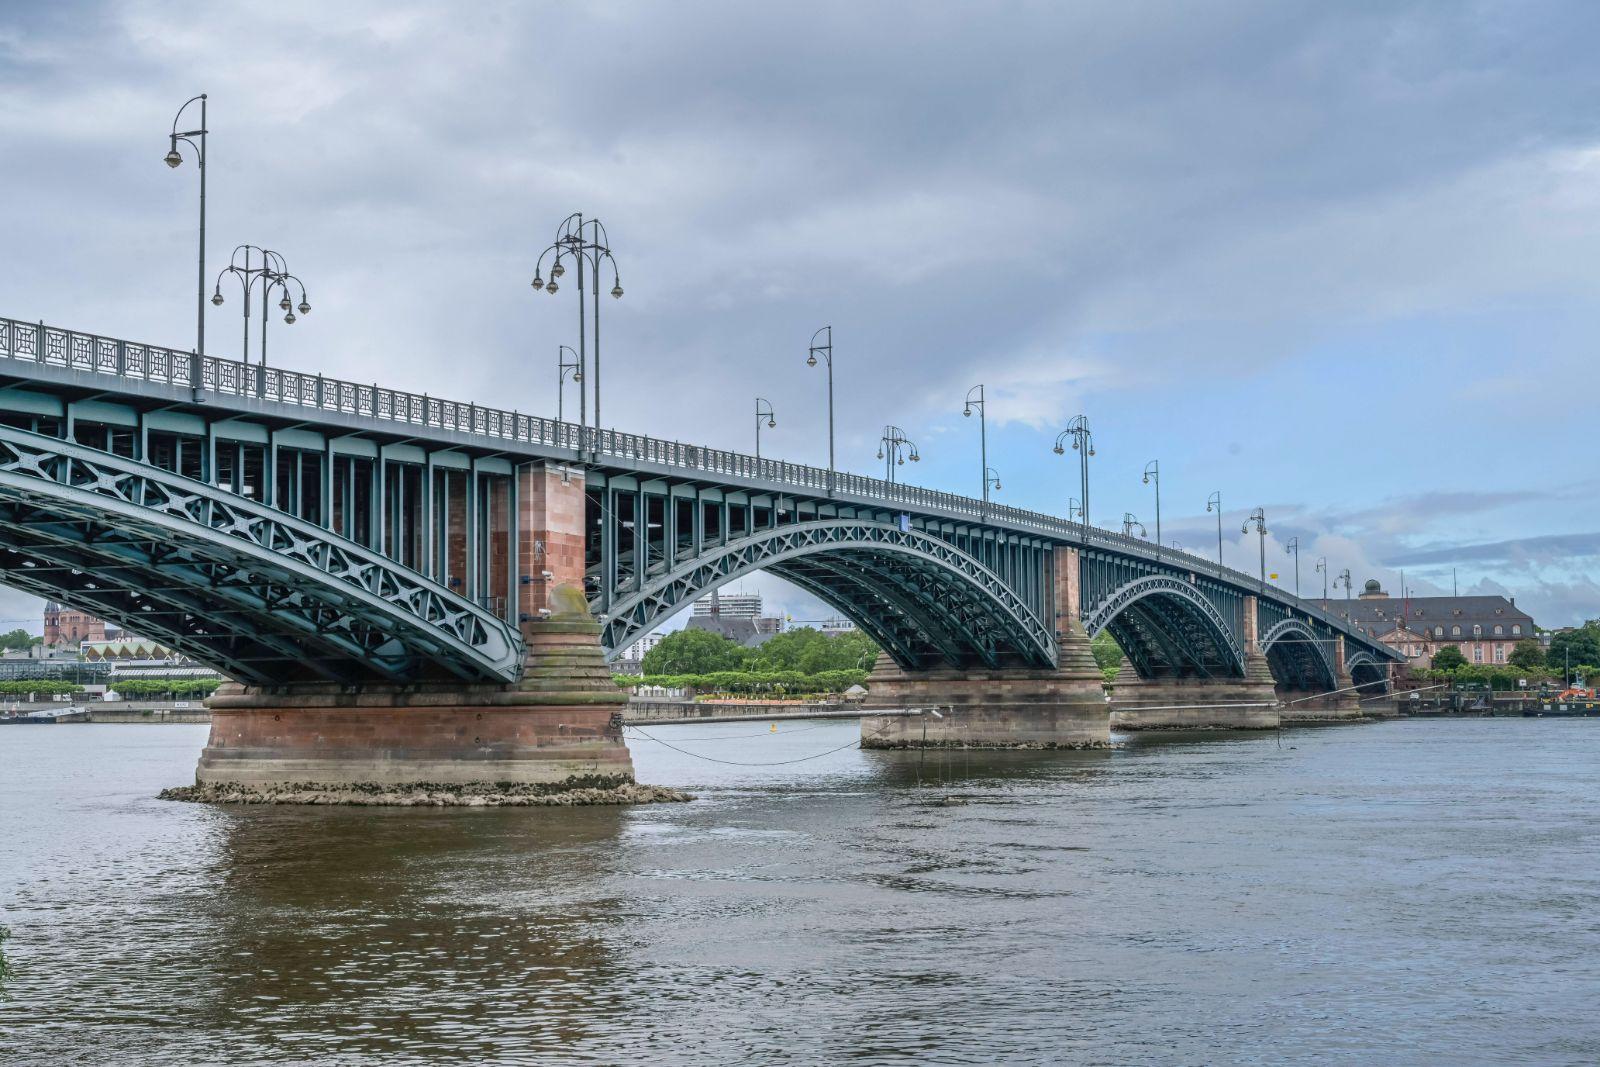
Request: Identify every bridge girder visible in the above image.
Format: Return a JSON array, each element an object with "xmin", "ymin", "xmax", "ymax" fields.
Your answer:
[
  {"xmin": 0, "ymin": 427, "xmax": 523, "ymax": 685},
  {"xmin": 1260, "ymin": 618, "xmax": 1339, "ymax": 692},
  {"xmin": 1082, "ymin": 573, "xmax": 1247, "ymax": 680},
  {"xmin": 595, "ymin": 519, "xmax": 1057, "ymax": 671}
]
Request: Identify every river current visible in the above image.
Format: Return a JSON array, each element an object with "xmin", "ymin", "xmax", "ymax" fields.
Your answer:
[{"xmin": 1, "ymin": 718, "xmax": 1596, "ymax": 1065}]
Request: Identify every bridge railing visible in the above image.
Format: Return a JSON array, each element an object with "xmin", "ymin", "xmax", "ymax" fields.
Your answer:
[{"xmin": 0, "ymin": 315, "xmax": 1391, "ymax": 655}]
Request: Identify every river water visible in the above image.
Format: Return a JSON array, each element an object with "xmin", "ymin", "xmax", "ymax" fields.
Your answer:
[{"xmin": 1, "ymin": 718, "xmax": 1596, "ymax": 1065}]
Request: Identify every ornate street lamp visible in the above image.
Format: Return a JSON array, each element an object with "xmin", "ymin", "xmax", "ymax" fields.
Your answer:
[
  {"xmin": 1315, "ymin": 556, "xmax": 1329, "ymax": 606},
  {"xmin": 1068, "ymin": 496, "xmax": 1082, "ymax": 522},
  {"xmin": 165, "ymin": 93, "xmax": 208, "ymax": 388},
  {"xmin": 1205, "ymin": 490, "xmax": 1223, "ymax": 564},
  {"xmin": 1335, "ymin": 567, "xmax": 1353, "ymax": 600},
  {"xmin": 532, "ymin": 214, "xmax": 624, "ymax": 456},
  {"xmin": 1053, "ymin": 415, "xmax": 1094, "ymax": 539},
  {"xmin": 1143, "ymin": 460, "xmax": 1161, "ymax": 555},
  {"xmin": 876, "ymin": 425, "xmax": 920, "ymax": 485},
  {"xmin": 963, "ymin": 384, "xmax": 991, "ymax": 515},
  {"xmin": 1285, "ymin": 536, "xmax": 1301, "ymax": 597},
  {"xmin": 985, "ymin": 467, "xmax": 1002, "ymax": 496},
  {"xmin": 1122, "ymin": 512, "xmax": 1147, "ymax": 538},
  {"xmin": 557, "ymin": 345, "xmax": 582, "ymax": 424},
  {"xmin": 210, "ymin": 246, "xmax": 312, "ymax": 373},
  {"xmin": 755, "ymin": 397, "xmax": 776, "ymax": 461},
  {"xmin": 806, "ymin": 326, "xmax": 834, "ymax": 492},
  {"xmin": 1242, "ymin": 507, "xmax": 1268, "ymax": 582}
]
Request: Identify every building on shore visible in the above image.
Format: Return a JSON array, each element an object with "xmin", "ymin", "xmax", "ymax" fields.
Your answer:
[
  {"xmin": 42, "ymin": 601, "xmax": 110, "ymax": 649},
  {"xmin": 689, "ymin": 589, "xmax": 783, "ymax": 640},
  {"xmin": 1325, "ymin": 579, "xmax": 1535, "ymax": 667}
]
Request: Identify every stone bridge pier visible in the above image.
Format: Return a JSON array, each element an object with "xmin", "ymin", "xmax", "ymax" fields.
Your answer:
[
  {"xmin": 1110, "ymin": 594, "xmax": 1280, "ymax": 731},
  {"xmin": 860, "ymin": 546, "xmax": 1111, "ymax": 749},
  {"xmin": 196, "ymin": 464, "xmax": 636, "ymax": 793}
]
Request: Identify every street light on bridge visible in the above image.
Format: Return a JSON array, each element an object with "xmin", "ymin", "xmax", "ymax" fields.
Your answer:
[
  {"xmin": 806, "ymin": 326, "xmax": 834, "ymax": 493},
  {"xmin": 1205, "ymin": 490, "xmax": 1223, "ymax": 564},
  {"xmin": 164, "ymin": 93, "xmax": 208, "ymax": 386},
  {"xmin": 755, "ymin": 397, "xmax": 776, "ymax": 461},
  {"xmin": 532, "ymin": 214, "xmax": 624, "ymax": 454},
  {"xmin": 556, "ymin": 345, "xmax": 582, "ymax": 424},
  {"xmin": 1053, "ymin": 415, "xmax": 1094, "ymax": 539},
  {"xmin": 1334, "ymin": 567, "xmax": 1353, "ymax": 601},
  {"xmin": 1068, "ymin": 497, "xmax": 1081, "ymax": 522},
  {"xmin": 210, "ymin": 246, "xmax": 312, "ymax": 373},
  {"xmin": 985, "ymin": 467, "xmax": 1002, "ymax": 497},
  {"xmin": 877, "ymin": 425, "xmax": 920, "ymax": 485},
  {"xmin": 1315, "ymin": 556, "xmax": 1328, "ymax": 606},
  {"xmin": 963, "ymin": 385, "xmax": 991, "ymax": 516},
  {"xmin": 1122, "ymin": 513, "xmax": 1146, "ymax": 538},
  {"xmin": 1285, "ymin": 536, "xmax": 1301, "ymax": 597},
  {"xmin": 1242, "ymin": 507, "xmax": 1267, "ymax": 583},
  {"xmin": 1142, "ymin": 460, "xmax": 1161, "ymax": 556}
]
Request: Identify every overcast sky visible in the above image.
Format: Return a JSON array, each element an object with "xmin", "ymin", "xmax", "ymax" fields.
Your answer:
[{"xmin": 2, "ymin": 1, "xmax": 1599, "ymax": 635}]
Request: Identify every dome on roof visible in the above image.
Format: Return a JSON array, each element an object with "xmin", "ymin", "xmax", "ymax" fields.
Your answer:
[{"xmin": 1364, "ymin": 579, "xmax": 1382, "ymax": 593}]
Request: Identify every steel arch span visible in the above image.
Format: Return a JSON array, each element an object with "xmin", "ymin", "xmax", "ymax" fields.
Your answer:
[
  {"xmin": 0, "ymin": 426, "xmax": 523, "ymax": 685},
  {"xmin": 595, "ymin": 519, "xmax": 1057, "ymax": 671},
  {"xmin": 1081, "ymin": 574, "xmax": 1247, "ymax": 679},
  {"xmin": 1344, "ymin": 650, "xmax": 1389, "ymax": 693},
  {"xmin": 1261, "ymin": 618, "xmax": 1338, "ymax": 691}
]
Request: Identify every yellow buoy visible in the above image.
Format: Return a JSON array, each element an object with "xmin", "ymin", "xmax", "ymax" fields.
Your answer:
[{"xmin": 770, "ymin": 722, "xmax": 777, "ymax": 733}]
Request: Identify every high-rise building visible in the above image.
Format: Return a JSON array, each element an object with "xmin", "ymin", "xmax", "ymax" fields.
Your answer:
[{"xmin": 692, "ymin": 591, "xmax": 764, "ymax": 618}]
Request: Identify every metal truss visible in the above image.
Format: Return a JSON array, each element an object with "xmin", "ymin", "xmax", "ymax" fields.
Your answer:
[
  {"xmin": 1260, "ymin": 618, "xmax": 1338, "ymax": 691},
  {"xmin": 1344, "ymin": 650, "xmax": 1389, "ymax": 693},
  {"xmin": 596, "ymin": 519, "xmax": 1056, "ymax": 670},
  {"xmin": 0, "ymin": 427, "xmax": 522, "ymax": 685},
  {"xmin": 1082, "ymin": 574, "xmax": 1246, "ymax": 679}
]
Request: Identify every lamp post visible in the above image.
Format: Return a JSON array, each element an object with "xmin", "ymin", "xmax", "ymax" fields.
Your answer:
[
  {"xmin": 1242, "ymin": 507, "xmax": 1267, "ymax": 583},
  {"xmin": 1205, "ymin": 491, "xmax": 1223, "ymax": 564},
  {"xmin": 877, "ymin": 425, "xmax": 920, "ymax": 485},
  {"xmin": 210, "ymin": 246, "xmax": 310, "ymax": 372},
  {"xmin": 1122, "ymin": 513, "xmax": 1147, "ymax": 538},
  {"xmin": 1052, "ymin": 415, "xmax": 1094, "ymax": 539},
  {"xmin": 531, "ymin": 214, "xmax": 624, "ymax": 456},
  {"xmin": 807, "ymin": 326, "xmax": 834, "ymax": 493},
  {"xmin": 1170, "ymin": 539, "xmax": 1184, "ymax": 552},
  {"xmin": 165, "ymin": 93, "xmax": 208, "ymax": 388},
  {"xmin": 1285, "ymin": 536, "xmax": 1301, "ymax": 597},
  {"xmin": 1068, "ymin": 497, "xmax": 1081, "ymax": 522},
  {"xmin": 1142, "ymin": 460, "xmax": 1161, "ymax": 555},
  {"xmin": 556, "ymin": 345, "xmax": 582, "ymax": 424},
  {"xmin": 963, "ymin": 385, "xmax": 989, "ymax": 515},
  {"xmin": 1335, "ymin": 568, "xmax": 1353, "ymax": 601},
  {"xmin": 755, "ymin": 397, "xmax": 776, "ymax": 461},
  {"xmin": 984, "ymin": 467, "xmax": 1002, "ymax": 499},
  {"xmin": 1315, "ymin": 556, "xmax": 1328, "ymax": 606}
]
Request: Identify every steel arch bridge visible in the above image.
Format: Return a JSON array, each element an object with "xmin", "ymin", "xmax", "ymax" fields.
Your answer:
[
  {"xmin": 0, "ymin": 313, "xmax": 1403, "ymax": 690},
  {"xmin": 0, "ymin": 425, "xmax": 522, "ymax": 684},
  {"xmin": 597, "ymin": 519, "xmax": 1057, "ymax": 671}
]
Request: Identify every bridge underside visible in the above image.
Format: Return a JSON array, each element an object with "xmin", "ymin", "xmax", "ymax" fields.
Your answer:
[
  {"xmin": 0, "ymin": 428, "xmax": 522, "ymax": 685},
  {"xmin": 596, "ymin": 520, "xmax": 1058, "ymax": 672}
]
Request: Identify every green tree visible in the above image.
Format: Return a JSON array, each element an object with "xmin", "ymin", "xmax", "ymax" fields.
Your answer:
[
  {"xmin": 1546, "ymin": 628, "xmax": 1600, "ymax": 679},
  {"xmin": 1430, "ymin": 646, "xmax": 1466, "ymax": 671},
  {"xmin": 1090, "ymin": 629, "xmax": 1123, "ymax": 672},
  {"xmin": 639, "ymin": 628, "xmax": 749, "ymax": 675},
  {"xmin": 748, "ymin": 627, "xmax": 881, "ymax": 673},
  {"xmin": 1507, "ymin": 639, "xmax": 1545, "ymax": 671},
  {"xmin": 0, "ymin": 628, "xmax": 35, "ymax": 651}
]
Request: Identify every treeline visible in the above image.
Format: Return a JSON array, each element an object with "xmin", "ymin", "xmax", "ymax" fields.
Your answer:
[
  {"xmin": 0, "ymin": 680, "xmax": 82, "ymax": 695},
  {"xmin": 638, "ymin": 626, "xmax": 879, "ymax": 676},
  {"xmin": 621, "ymin": 668, "xmax": 868, "ymax": 697}
]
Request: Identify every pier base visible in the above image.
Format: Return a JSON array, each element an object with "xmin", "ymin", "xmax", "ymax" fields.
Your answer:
[
  {"xmin": 193, "ymin": 587, "xmax": 635, "ymax": 793},
  {"xmin": 859, "ymin": 626, "xmax": 1111, "ymax": 750},
  {"xmin": 1110, "ymin": 651, "xmax": 1281, "ymax": 731}
]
